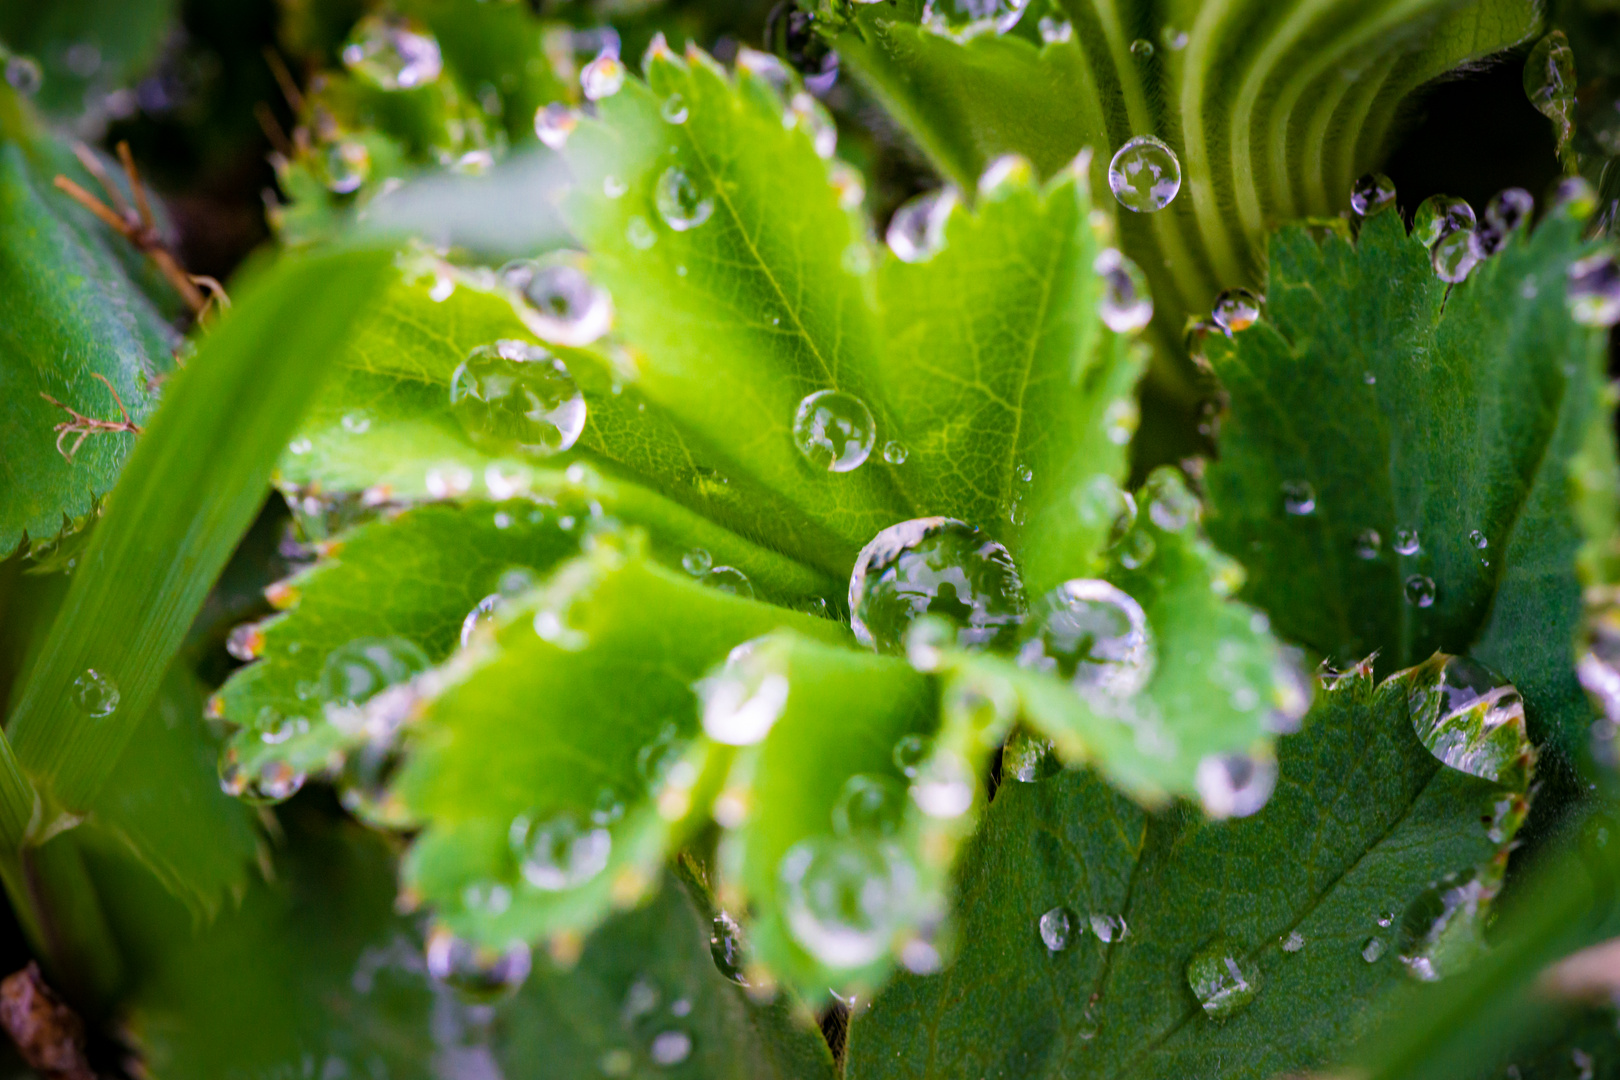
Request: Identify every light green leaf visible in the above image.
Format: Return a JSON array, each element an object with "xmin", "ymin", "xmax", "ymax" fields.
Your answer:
[
  {"xmin": 845, "ymin": 660, "xmax": 1531, "ymax": 1079},
  {"xmin": 1202, "ymin": 202, "xmax": 1613, "ymax": 764}
]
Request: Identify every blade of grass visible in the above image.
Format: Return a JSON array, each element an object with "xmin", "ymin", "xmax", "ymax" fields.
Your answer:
[{"xmin": 3, "ymin": 245, "xmax": 395, "ymax": 817}]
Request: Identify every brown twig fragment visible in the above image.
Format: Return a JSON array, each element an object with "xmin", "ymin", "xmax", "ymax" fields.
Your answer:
[
  {"xmin": 0, "ymin": 962, "xmax": 94, "ymax": 1080},
  {"xmin": 51, "ymin": 141, "xmax": 207, "ymax": 316},
  {"xmin": 39, "ymin": 373, "xmax": 142, "ymax": 463}
]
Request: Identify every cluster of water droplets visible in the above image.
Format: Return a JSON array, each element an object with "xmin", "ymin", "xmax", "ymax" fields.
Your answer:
[
  {"xmin": 449, "ymin": 339, "xmax": 586, "ymax": 458},
  {"xmin": 1037, "ymin": 906, "xmax": 1129, "ymax": 954}
]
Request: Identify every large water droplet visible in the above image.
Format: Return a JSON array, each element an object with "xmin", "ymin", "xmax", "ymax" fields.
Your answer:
[
  {"xmin": 504, "ymin": 260, "xmax": 613, "ymax": 347},
  {"xmin": 849, "ymin": 518, "xmax": 1026, "ymax": 654},
  {"xmin": 1350, "ymin": 173, "xmax": 1397, "ymax": 216},
  {"xmin": 450, "ymin": 340, "xmax": 586, "ymax": 457},
  {"xmin": 1186, "ymin": 938, "xmax": 1260, "ymax": 1019},
  {"xmin": 510, "ymin": 810, "xmax": 612, "ymax": 890},
  {"xmin": 1396, "ymin": 871, "xmax": 1488, "ymax": 982},
  {"xmin": 832, "ymin": 773, "xmax": 905, "ymax": 837},
  {"xmin": 887, "ymin": 189, "xmax": 955, "ymax": 263},
  {"xmin": 1523, "ymin": 32, "xmax": 1576, "ymax": 147},
  {"xmin": 1568, "ymin": 253, "xmax": 1620, "ymax": 328},
  {"xmin": 1412, "ymin": 195, "xmax": 1475, "ymax": 248},
  {"xmin": 695, "ymin": 639, "xmax": 790, "ymax": 745},
  {"xmin": 425, "ymin": 925, "xmax": 531, "ymax": 1002},
  {"xmin": 319, "ymin": 637, "xmax": 429, "ymax": 707},
  {"xmin": 580, "ymin": 48, "xmax": 626, "ymax": 100},
  {"xmin": 655, "ymin": 166, "xmax": 714, "ymax": 231},
  {"xmin": 1039, "ymin": 906, "xmax": 1074, "ymax": 951},
  {"xmin": 1406, "ymin": 654, "xmax": 1530, "ymax": 785},
  {"xmin": 710, "ymin": 911, "xmax": 749, "ymax": 984},
  {"xmin": 342, "ymin": 15, "xmax": 443, "ymax": 90},
  {"xmin": 793, "ymin": 390, "xmax": 876, "ymax": 472},
  {"xmin": 779, "ymin": 836, "xmax": 914, "ymax": 967},
  {"xmin": 72, "ymin": 668, "xmax": 119, "ymax": 718},
  {"xmin": 1194, "ymin": 753, "xmax": 1276, "ymax": 819},
  {"xmin": 1094, "ymin": 248, "xmax": 1153, "ymax": 332},
  {"xmin": 1018, "ymin": 579, "xmax": 1154, "ymax": 699},
  {"xmin": 1212, "ymin": 289, "xmax": 1261, "ymax": 333},
  {"xmin": 1108, "ymin": 135, "xmax": 1181, "ymax": 213}
]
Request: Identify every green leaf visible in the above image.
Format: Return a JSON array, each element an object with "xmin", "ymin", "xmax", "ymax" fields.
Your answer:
[
  {"xmin": 80, "ymin": 666, "xmax": 259, "ymax": 919},
  {"xmin": 0, "ymin": 0, "xmax": 178, "ymax": 120},
  {"xmin": 1202, "ymin": 203, "xmax": 1613, "ymax": 762},
  {"xmin": 0, "ymin": 113, "xmax": 180, "ymax": 555},
  {"xmin": 845, "ymin": 659, "xmax": 1531, "ymax": 1079},
  {"xmin": 826, "ymin": 0, "xmax": 1538, "ymax": 346},
  {"xmin": 4, "ymin": 244, "xmax": 394, "ymax": 824}
]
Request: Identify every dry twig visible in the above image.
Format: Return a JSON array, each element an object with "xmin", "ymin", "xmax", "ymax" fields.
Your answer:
[{"xmin": 39, "ymin": 373, "xmax": 141, "ymax": 462}]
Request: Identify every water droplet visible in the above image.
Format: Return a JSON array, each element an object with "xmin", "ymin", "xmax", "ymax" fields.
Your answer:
[
  {"xmin": 1407, "ymin": 654, "xmax": 1529, "ymax": 784},
  {"xmin": 1354, "ymin": 528, "xmax": 1382, "ymax": 559},
  {"xmin": 1094, "ymin": 248, "xmax": 1154, "ymax": 332},
  {"xmin": 535, "ymin": 103, "xmax": 578, "ymax": 150},
  {"xmin": 504, "ymin": 260, "xmax": 613, "ymax": 348},
  {"xmin": 1018, "ymin": 579, "xmax": 1154, "ymax": 700},
  {"xmin": 226, "ymin": 623, "xmax": 265, "ymax": 662},
  {"xmin": 1432, "ymin": 228, "xmax": 1480, "ymax": 284},
  {"xmin": 710, "ymin": 911, "xmax": 748, "ymax": 984},
  {"xmin": 1467, "ymin": 529, "xmax": 1488, "ymax": 551},
  {"xmin": 1412, "ymin": 195, "xmax": 1475, "ymax": 248},
  {"xmin": 655, "ymin": 166, "xmax": 714, "ymax": 231},
  {"xmin": 695, "ymin": 639, "xmax": 790, "ymax": 745},
  {"xmin": 1195, "ymin": 753, "xmax": 1277, "ymax": 819},
  {"xmin": 1405, "ymin": 575, "xmax": 1436, "ymax": 608},
  {"xmin": 581, "ymin": 48, "xmax": 626, "ymax": 100},
  {"xmin": 5, "ymin": 56, "xmax": 42, "ymax": 96},
  {"xmin": 1350, "ymin": 172, "xmax": 1397, "ymax": 216},
  {"xmin": 288, "ymin": 437, "xmax": 312, "ymax": 455},
  {"xmin": 322, "ymin": 139, "xmax": 371, "ymax": 195},
  {"xmin": 788, "ymin": 92, "xmax": 837, "ymax": 159},
  {"xmin": 1186, "ymin": 938, "xmax": 1260, "ymax": 1019},
  {"xmin": 449, "ymin": 340, "xmax": 586, "ymax": 457},
  {"xmin": 1394, "ymin": 529, "xmax": 1420, "ymax": 556},
  {"xmin": 1108, "ymin": 135, "xmax": 1181, "ymax": 213},
  {"xmin": 911, "ymin": 750, "xmax": 975, "ymax": 818},
  {"xmin": 1039, "ymin": 17, "xmax": 1074, "ymax": 43},
  {"xmin": 1364, "ymin": 370, "xmax": 1377, "ymax": 385},
  {"xmin": 1568, "ymin": 253, "xmax": 1620, "ymax": 328},
  {"xmin": 920, "ymin": 0, "xmax": 1031, "ymax": 37},
  {"xmin": 792, "ymin": 390, "xmax": 876, "ymax": 473},
  {"xmin": 1039, "ymin": 906, "xmax": 1074, "ymax": 951},
  {"xmin": 882, "ymin": 440, "xmax": 909, "ymax": 465},
  {"xmin": 649, "ymin": 1030, "xmax": 691, "ymax": 1066},
  {"xmin": 1361, "ymin": 936, "xmax": 1386, "ymax": 963},
  {"xmin": 219, "ymin": 750, "xmax": 305, "ymax": 804},
  {"xmin": 1396, "ymin": 871, "xmax": 1487, "ymax": 982},
  {"xmin": 1524, "ymin": 31, "xmax": 1576, "ymax": 147},
  {"xmin": 511, "ymin": 810, "xmax": 611, "ymax": 890},
  {"xmin": 425, "ymin": 464, "xmax": 473, "ymax": 499},
  {"xmin": 1471, "ymin": 188, "xmax": 1535, "ymax": 259},
  {"xmin": 73, "ymin": 668, "xmax": 119, "ymax": 717},
  {"xmin": 1161, "ymin": 26, "xmax": 1189, "ymax": 49},
  {"xmin": 1089, "ymin": 913, "xmax": 1128, "ymax": 943},
  {"xmin": 1281, "ymin": 931, "xmax": 1305, "ymax": 953},
  {"xmin": 340, "ymin": 411, "xmax": 371, "ymax": 435},
  {"xmin": 661, "ymin": 92, "xmax": 689, "ymax": 124},
  {"xmin": 319, "ymin": 637, "xmax": 429, "ymax": 707},
  {"xmin": 703, "ymin": 566, "xmax": 754, "ymax": 598},
  {"xmin": 682, "ymin": 548, "xmax": 712, "ymax": 575},
  {"xmin": 626, "ymin": 215, "xmax": 657, "ymax": 250},
  {"xmin": 779, "ymin": 835, "xmax": 914, "ymax": 967},
  {"xmin": 1130, "ymin": 38, "xmax": 1154, "ymax": 58},
  {"xmin": 832, "ymin": 773, "xmax": 905, "ymax": 836},
  {"xmin": 342, "ymin": 15, "xmax": 443, "ymax": 90},
  {"xmin": 602, "ymin": 174, "xmax": 627, "ymax": 199},
  {"xmin": 892, "ymin": 734, "xmax": 928, "ymax": 778},
  {"xmin": 425, "ymin": 925, "xmax": 531, "ymax": 1002},
  {"xmin": 1282, "ymin": 480, "xmax": 1315, "ymax": 516},
  {"xmin": 1212, "ymin": 288, "xmax": 1261, "ymax": 333},
  {"xmin": 887, "ymin": 189, "xmax": 955, "ymax": 263},
  {"xmin": 1116, "ymin": 527, "xmax": 1156, "ymax": 570},
  {"xmin": 850, "ymin": 518, "xmax": 1026, "ymax": 654}
]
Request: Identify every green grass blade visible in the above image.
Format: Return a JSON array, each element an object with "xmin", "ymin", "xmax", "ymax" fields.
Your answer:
[{"xmin": 4, "ymin": 245, "xmax": 395, "ymax": 817}]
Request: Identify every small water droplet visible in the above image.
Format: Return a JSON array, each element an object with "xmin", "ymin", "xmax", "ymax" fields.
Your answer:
[
  {"xmin": 1129, "ymin": 38, "xmax": 1154, "ymax": 58},
  {"xmin": 793, "ymin": 390, "xmax": 876, "ymax": 472},
  {"xmin": 226, "ymin": 623, "xmax": 265, "ymax": 662},
  {"xmin": 450, "ymin": 340, "xmax": 586, "ymax": 457},
  {"xmin": 882, "ymin": 440, "xmax": 909, "ymax": 465},
  {"xmin": 660, "ymin": 92, "xmax": 689, "ymax": 124},
  {"xmin": 534, "ymin": 103, "xmax": 578, "ymax": 150},
  {"xmin": 1194, "ymin": 753, "xmax": 1276, "ymax": 818},
  {"xmin": 892, "ymin": 733, "xmax": 928, "ymax": 778},
  {"xmin": 1018, "ymin": 579, "xmax": 1154, "ymax": 699},
  {"xmin": 1394, "ymin": 529, "xmax": 1420, "ymax": 556},
  {"xmin": 710, "ymin": 911, "xmax": 749, "ymax": 984},
  {"xmin": 682, "ymin": 548, "xmax": 712, "ymax": 575},
  {"xmin": 73, "ymin": 668, "xmax": 119, "ymax": 717},
  {"xmin": 832, "ymin": 773, "xmax": 905, "ymax": 837},
  {"xmin": 1038, "ymin": 16, "xmax": 1074, "ymax": 43},
  {"xmin": 1039, "ymin": 906, "xmax": 1074, "ymax": 951},
  {"xmin": 649, "ymin": 1030, "xmax": 691, "ymax": 1066},
  {"xmin": 1089, "ymin": 913, "xmax": 1128, "ymax": 943},
  {"xmin": 1354, "ymin": 528, "xmax": 1382, "ymax": 559},
  {"xmin": 1568, "ymin": 253, "xmax": 1620, "ymax": 328},
  {"xmin": 288, "ymin": 437, "xmax": 312, "ymax": 456},
  {"xmin": 342, "ymin": 15, "xmax": 443, "ymax": 90},
  {"xmin": 1160, "ymin": 26, "xmax": 1189, "ymax": 49},
  {"xmin": 504, "ymin": 259, "xmax": 613, "ymax": 347},
  {"xmin": 788, "ymin": 92, "xmax": 837, "ymax": 159},
  {"xmin": 1281, "ymin": 931, "xmax": 1305, "ymax": 952},
  {"xmin": 425, "ymin": 925, "xmax": 530, "ymax": 1002},
  {"xmin": 778, "ymin": 836, "xmax": 914, "ymax": 967},
  {"xmin": 1405, "ymin": 575, "xmax": 1436, "ymax": 608},
  {"xmin": 1432, "ymin": 229, "xmax": 1480, "ymax": 284},
  {"xmin": 319, "ymin": 637, "xmax": 429, "ymax": 707},
  {"xmin": 703, "ymin": 565, "xmax": 754, "ymax": 598},
  {"xmin": 580, "ymin": 48, "xmax": 626, "ymax": 100},
  {"xmin": 910, "ymin": 750, "xmax": 975, "ymax": 818},
  {"xmin": 1364, "ymin": 371, "xmax": 1377, "ymax": 385},
  {"xmin": 5, "ymin": 56, "xmax": 42, "ymax": 96},
  {"xmin": 1361, "ymin": 936, "xmax": 1386, "ymax": 962},
  {"xmin": 1095, "ymin": 248, "xmax": 1153, "ymax": 332},
  {"xmin": 322, "ymin": 139, "xmax": 371, "ymax": 195},
  {"xmin": 1469, "ymin": 529, "xmax": 1488, "ymax": 550},
  {"xmin": 655, "ymin": 166, "xmax": 714, "ymax": 231},
  {"xmin": 603, "ymin": 174, "xmax": 627, "ymax": 199},
  {"xmin": 1412, "ymin": 195, "xmax": 1475, "ymax": 248},
  {"xmin": 510, "ymin": 810, "xmax": 611, "ymax": 891},
  {"xmin": 850, "ymin": 518, "xmax": 1026, "ymax": 654},
  {"xmin": 887, "ymin": 189, "xmax": 955, "ymax": 263},
  {"xmin": 695, "ymin": 639, "xmax": 790, "ymax": 745},
  {"xmin": 626, "ymin": 215, "xmax": 657, "ymax": 250},
  {"xmin": 1350, "ymin": 172, "xmax": 1397, "ymax": 216},
  {"xmin": 1002, "ymin": 730, "xmax": 1058, "ymax": 782},
  {"xmin": 1212, "ymin": 288, "xmax": 1261, "ymax": 333},
  {"xmin": 1186, "ymin": 938, "xmax": 1260, "ymax": 1019},
  {"xmin": 1108, "ymin": 135, "xmax": 1181, "ymax": 213},
  {"xmin": 1282, "ymin": 480, "xmax": 1315, "ymax": 516}
]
